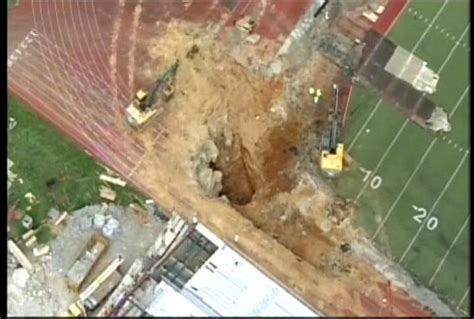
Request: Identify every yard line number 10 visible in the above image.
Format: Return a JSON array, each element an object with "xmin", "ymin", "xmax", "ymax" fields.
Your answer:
[{"xmin": 360, "ymin": 167, "xmax": 382, "ymax": 189}]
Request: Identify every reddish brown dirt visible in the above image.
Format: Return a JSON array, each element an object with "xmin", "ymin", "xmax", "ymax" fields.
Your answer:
[{"xmin": 7, "ymin": 0, "xmax": 431, "ymax": 316}]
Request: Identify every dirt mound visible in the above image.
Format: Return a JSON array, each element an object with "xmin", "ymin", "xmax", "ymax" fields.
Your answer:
[{"xmin": 135, "ymin": 19, "xmax": 356, "ymax": 272}]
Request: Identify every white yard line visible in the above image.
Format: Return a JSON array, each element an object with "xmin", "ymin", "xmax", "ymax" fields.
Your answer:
[
  {"xmin": 456, "ymin": 287, "xmax": 470, "ymax": 311},
  {"xmin": 347, "ymin": 0, "xmax": 449, "ymax": 152},
  {"xmin": 398, "ymin": 150, "xmax": 469, "ymax": 264},
  {"xmin": 437, "ymin": 24, "xmax": 470, "ymax": 71},
  {"xmin": 355, "ymin": 21, "xmax": 469, "ymax": 202},
  {"xmin": 371, "ymin": 138, "xmax": 437, "ymax": 239},
  {"xmin": 348, "ymin": 99, "xmax": 382, "ymax": 151},
  {"xmin": 428, "ymin": 215, "xmax": 470, "ymax": 285},
  {"xmin": 371, "ymin": 85, "xmax": 469, "ymax": 240}
]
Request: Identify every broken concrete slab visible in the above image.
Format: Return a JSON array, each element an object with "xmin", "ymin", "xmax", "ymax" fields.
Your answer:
[
  {"xmin": 100, "ymin": 186, "xmax": 117, "ymax": 201},
  {"xmin": 12, "ymin": 268, "xmax": 30, "ymax": 288},
  {"xmin": 99, "ymin": 174, "xmax": 127, "ymax": 187},
  {"xmin": 103, "ymin": 216, "xmax": 120, "ymax": 238},
  {"xmin": 8, "ymin": 240, "xmax": 34, "ymax": 272},
  {"xmin": 48, "ymin": 208, "xmax": 61, "ymax": 222},
  {"xmin": 245, "ymin": 33, "xmax": 261, "ymax": 45}
]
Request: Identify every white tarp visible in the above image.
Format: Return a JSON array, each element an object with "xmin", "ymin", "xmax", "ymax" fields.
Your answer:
[
  {"xmin": 146, "ymin": 224, "xmax": 321, "ymax": 317},
  {"xmin": 146, "ymin": 281, "xmax": 208, "ymax": 317}
]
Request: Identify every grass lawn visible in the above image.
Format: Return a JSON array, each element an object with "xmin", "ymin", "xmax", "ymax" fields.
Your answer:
[
  {"xmin": 334, "ymin": 0, "xmax": 469, "ymax": 315},
  {"xmin": 8, "ymin": 0, "xmax": 19, "ymax": 9},
  {"xmin": 8, "ymin": 95, "xmax": 145, "ymax": 243}
]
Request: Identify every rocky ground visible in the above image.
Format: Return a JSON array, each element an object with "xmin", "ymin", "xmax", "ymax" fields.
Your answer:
[{"xmin": 7, "ymin": 203, "xmax": 164, "ymax": 316}]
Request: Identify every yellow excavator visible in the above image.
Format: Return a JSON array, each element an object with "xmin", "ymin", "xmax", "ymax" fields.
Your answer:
[
  {"xmin": 126, "ymin": 61, "xmax": 179, "ymax": 129},
  {"xmin": 320, "ymin": 84, "xmax": 344, "ymax": 177}
]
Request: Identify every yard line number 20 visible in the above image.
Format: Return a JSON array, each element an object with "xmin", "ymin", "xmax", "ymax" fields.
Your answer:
[
  {"xmin": 359, "ymin": 167, "xmax": 382, "ymax": 189},
  {"xmin": 412, "ymin": 205, "xmax": 438, "ymax": 231}
]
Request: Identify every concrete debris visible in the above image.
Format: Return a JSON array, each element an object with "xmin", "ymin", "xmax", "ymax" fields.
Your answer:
[
  {"xmin": 426, "ymin": 107, "xmax": 451, "ymax": 133},
  {"xmin": 33, "ymin": 245, "xmax": 50, "ymax": 257},
  {"xmin": 94, "ymin": 213, "xmax": 106, "ymax": 229},
  {"xmin": 99, "ymin": 174, "xmax": 127, "ymax": 187},
  {"xmin": 21, "ymin": 229, "xmax": 37, "ymax": 241},
  {"xmin": 25, "ymin": 235, "xmax": 38, "ymax": 248},
  {"xmin": 22, "ymin": 215, "xmax": 34, "ymax": 230},
  {"xmin": 9, "ymin": 117, "xmax": 17, "ymax": 130},
  {"xmin": 80, "ymin": 214, "xmax": 94, "ymax": 231},
  {"xmin": 12, "ymin": 268, "xmax": 30, "ymax": 288},
  {"xmin": 102, "ymin": 216, "xmax": 121, "ymax": 238},
  {"xmin": 192, "ymin": 140, "xmax": 223, "ymax": 197},
  {"xmin": 48, "ymin": 208, "xmax": 61, "ymax": 222},
  {"xmin": 100, "ymin": 185, "xmax": 117, "ymax": 201},
  {"xmin": 24, "ymin": 192, "xmax": 39, "ymax": 205},
  {"xmin": 245, "ymin": 33, "xmax": 261, "ymax": 45},
  {"xmin": 8, "ymin": 158, "xmax": 18, "ymax": 189},
  {"xmin": 8, "ymin": 240, "xmax": 34, "ymax": 272},
  {"xmin": 54, "ymin": 211, "xmax": 68, "ymax": 226},
  {"xmin": 268, "ymin": 59, "xmax": 283, "ymax": 76}
]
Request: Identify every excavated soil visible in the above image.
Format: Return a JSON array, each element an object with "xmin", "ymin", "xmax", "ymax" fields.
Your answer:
[{"xmin": 132, "ymin": 20, "xmax": 357, "ymax": 267}]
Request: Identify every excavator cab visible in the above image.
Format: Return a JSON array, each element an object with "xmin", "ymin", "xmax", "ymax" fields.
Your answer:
[
  {"xmin": 126, "ymin": 61, "xmax": 179, "ymax": 129},
  {"xmin": 319, "ymin": 84, "xmax": 344, "ymax": 178}
]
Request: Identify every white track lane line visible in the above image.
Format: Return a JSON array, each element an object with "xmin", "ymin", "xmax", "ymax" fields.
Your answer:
[
  {"xmin": 398, "ymin": 150, "xmax": 469, "ymax": 264},
  {"xmin": 371, "ymin": 85, "xmax": 469, "ymax": 240},
  {"xmin": 355, "ymin": 21, "xmax": 469, "ymax": 202},
  {"xmin": 428, "ymin": 215, "xmax": 470, "ymax": 285},
  {"xmin": 347, "ymin": 0, "xmax": 449, "ymax": 151}
]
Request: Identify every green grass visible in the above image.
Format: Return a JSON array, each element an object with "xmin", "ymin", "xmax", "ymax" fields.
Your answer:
[
  {"xmin": 334, "ymin": 0, "xmax": 469, "ymax": 315},
  {"xmin": 8, "ymin": 95, "xmax": 144, "ymax": 242},
  {"xmin": 8, "ymin": 0, "xmax": 19, "ymax": 9}
]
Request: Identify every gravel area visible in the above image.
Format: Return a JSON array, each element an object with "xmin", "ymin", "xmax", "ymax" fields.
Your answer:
[{"xmin": 7, "ymin": 203, "xmax": 165, "ymax": 316}]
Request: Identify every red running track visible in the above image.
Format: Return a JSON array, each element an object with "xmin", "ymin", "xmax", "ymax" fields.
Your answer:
[
  {"xmin": 373, "ymin": 0, "xmax": 410, "ymax": 36},
  {"xmin": 7, "ymin": 0, "xmax": 311, "ymax": 185}
]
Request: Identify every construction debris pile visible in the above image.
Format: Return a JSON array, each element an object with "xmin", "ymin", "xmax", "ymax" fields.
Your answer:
[
  {"xmin": 131, "ymin": 19, "xmax": 359, "ymax": 273},
  {"xmin": 7, "ymin": 203, "xmax": 165, "ymax": 317}
]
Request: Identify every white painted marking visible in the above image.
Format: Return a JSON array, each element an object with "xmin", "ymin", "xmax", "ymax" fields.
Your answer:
[
  {"xmin": 456, "ymin": 287, "xmax": 470, "ymax": 311},
  {"xmin": 448, "ymin": 139, "xmax": 452, "ymax": 144},
  {"xmin": 428, "ymin": 215, "xmax": 470, "ymax": 285},
  {"xmin": 454, "ymin": 143, "xmax": 458, "ymax": 148},
  {"xmin": 371, "ymin": 86, "xmax": 469, "ymax": 240},
  {"xmin": 398, "ymin": 151, "xmax": 469, "ymax": 264},
  {"xmin": 442, "ymin": 135, "xmax": 447, "ymax": 140},
  {"xmin": 347, "ymin": 0, "xmax": 449, "ymax": 152},
  {"xmin": 366, "ymin": 129, "xmax": 371, "ymax": 133},
  {"xmin": 348, "ymin": 100, "xmax": 382, "ymax": 151},
  {"xmin": 438, "ymin": 25, "xmax": 470, "ymax": 72}
]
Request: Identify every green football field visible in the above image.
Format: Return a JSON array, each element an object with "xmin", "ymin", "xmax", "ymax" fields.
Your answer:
[{"xmin": 334, "ymin": 0, "xmax": 470, "ymax": 315}]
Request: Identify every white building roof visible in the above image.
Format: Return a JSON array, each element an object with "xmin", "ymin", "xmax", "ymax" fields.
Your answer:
[{"xmin": 146, "ymin": 224, "xmax": 321, "ymax": 317}]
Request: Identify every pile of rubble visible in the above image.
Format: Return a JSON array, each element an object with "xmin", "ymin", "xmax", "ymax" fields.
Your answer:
[{"xmin": 7, "ymin": 203, "xmax": 165, "ymax": 317}]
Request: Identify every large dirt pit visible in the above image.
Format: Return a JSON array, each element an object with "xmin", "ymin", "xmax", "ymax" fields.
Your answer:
[{"xmin": 134, "ymin": 20, "xmax": 358, "ymax": 272}]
